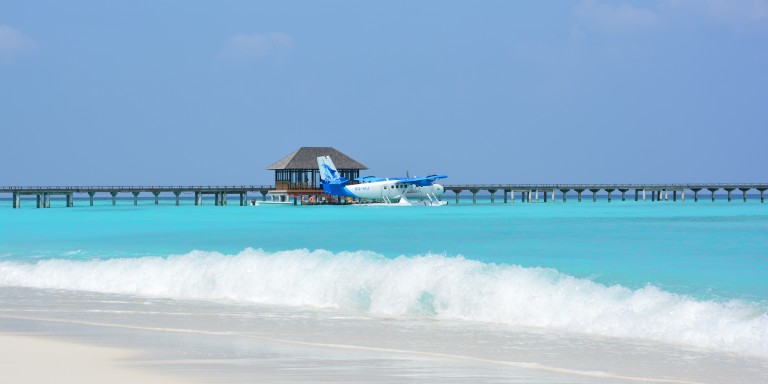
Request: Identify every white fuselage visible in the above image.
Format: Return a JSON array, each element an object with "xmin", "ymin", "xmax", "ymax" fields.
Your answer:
[{"xmin": 346, "ymin": 180, "xmax": 444, "ymax": 201}]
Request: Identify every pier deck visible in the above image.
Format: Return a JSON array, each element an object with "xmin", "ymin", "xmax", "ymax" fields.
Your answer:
[
  {"xmin": 3, "ymin": 186, "xmax": 273, "ymax": 208},
  {"xmin": 2, "ymin": 184, "xmax": 767, "ymax": 208},
  {"xmin": 443, "ymin": 184, "xmax": 768, "ymax": 204}
]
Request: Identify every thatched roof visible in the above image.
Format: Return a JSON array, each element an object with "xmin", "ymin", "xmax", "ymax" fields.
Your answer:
[{"xmin": 267, "ymin": 147, "xmax": 368, "ymax": 170}]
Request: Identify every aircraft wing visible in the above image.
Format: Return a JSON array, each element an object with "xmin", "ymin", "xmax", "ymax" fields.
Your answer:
[
  {"xmin": 394, "ymin": 175, "xmax": 447, "ymax": 187},
  {"xmin": 355, "ymin": 176, "xmax": 387, "ymax": 182}
]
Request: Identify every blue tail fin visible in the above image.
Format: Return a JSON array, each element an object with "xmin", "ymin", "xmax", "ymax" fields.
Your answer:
[{"xmin": 317, "ymin": 156, "xmax": 347, "ymax": 184}]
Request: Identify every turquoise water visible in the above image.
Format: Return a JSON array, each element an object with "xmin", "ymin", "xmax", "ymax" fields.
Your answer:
[
  {"xmin": 3, "ymin": 197, "xmax": 766, "ymax": 301},
  {"xmin": 1, "ymin": 196, "xmax": 768, "ymax": 358}
]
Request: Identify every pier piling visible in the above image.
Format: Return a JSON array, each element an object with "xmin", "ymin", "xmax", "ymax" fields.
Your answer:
[
  {"xmin": 589, "ymin": 188, "xmax": 599, "ymax": 203},
  {"xmin": 739, "ymin": 188, "xmax": 750, "ymax": 202},
  {"xmin": 691, "ymin": 188, "xmax": 701, "ymax": 202},
  {"xmin": 575, "ymin": 189, "xmax": 584, "ymax": 202},
  {"xmin": 708, "ymin": 188, "xmax": 718, "ymax": 202},
  {"xmin": 725, "ymin": 188, "xmax": 735, "ymax": 202},
  {"xmin": 619, "ymin": 188, "xmax": 628, "ymax": 201},
  {"xmin": 723, "ymin": 188, "xmax": 734, "ymax": 203}
]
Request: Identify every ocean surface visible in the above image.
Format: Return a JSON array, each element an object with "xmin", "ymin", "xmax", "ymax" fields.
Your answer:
[{"xmin": 1, "ymin": 196, "xmax": 767, "ymax": 383}]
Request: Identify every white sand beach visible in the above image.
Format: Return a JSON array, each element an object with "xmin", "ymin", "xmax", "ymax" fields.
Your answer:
[{"xmin": 0, "ymin": 333, "xmax": 196, "ymax": 384}]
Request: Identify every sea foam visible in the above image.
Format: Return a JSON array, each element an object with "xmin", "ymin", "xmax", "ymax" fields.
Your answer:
[{"xmin": 1, "ymin": 248, "xmax": 766, "ymax": 358}]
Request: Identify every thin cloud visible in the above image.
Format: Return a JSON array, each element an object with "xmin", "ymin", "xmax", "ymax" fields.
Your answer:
[
  {"xmin": 0, "ymin": 25, "xmax": 37, "ymax": 63},
  {"xmin": 219, "ymin": 32, "xmax": 294, "ymax": 62},
  {"xmin": 660, "ymin": 0, "xmax": 768, "ymax": 25},
  {"xmin": 572, "ymin": 1, "xmax": 661, "ymax": 35},
  {"xmin": 572, "ymin": 0, "xmax": 768, "ymax": 37}
]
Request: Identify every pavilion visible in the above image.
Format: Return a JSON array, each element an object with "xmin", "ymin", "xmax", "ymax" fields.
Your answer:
[{"xmin": 267, "ymin": 147, "xmax": 367, "ymax": 198}]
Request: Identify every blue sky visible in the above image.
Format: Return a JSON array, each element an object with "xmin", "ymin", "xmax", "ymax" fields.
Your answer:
[{"xmin": 2, "ymin": 1, "xmax": 766, "ymax": 185}]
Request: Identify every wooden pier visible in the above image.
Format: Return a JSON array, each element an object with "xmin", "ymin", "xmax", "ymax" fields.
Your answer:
[
  {"xmin": 3, "ymin": 184, "xmax": 767, "ymax": 208},
  {"xmin": 443, "ymin": 184, "xmax": 768, "ymax": 204},
  {"xmin": 3, "ymin": 186, "xmax": 272, "ymax": 208}
]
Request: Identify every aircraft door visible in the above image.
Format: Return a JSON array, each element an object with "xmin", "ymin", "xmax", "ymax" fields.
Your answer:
[{"xmin": 381, "ymin": 184, "xmax": 397, "ymax": 200}]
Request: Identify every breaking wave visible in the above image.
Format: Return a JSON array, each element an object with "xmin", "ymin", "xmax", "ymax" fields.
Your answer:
[{"xmin": 1, "ymin": 248, "xmax": 767, "ymax": 358}]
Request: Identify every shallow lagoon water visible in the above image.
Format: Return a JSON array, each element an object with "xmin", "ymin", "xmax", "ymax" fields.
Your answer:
[{"xmin": 3, "ymin": 196, "xmax": 767, "ymax": 300}]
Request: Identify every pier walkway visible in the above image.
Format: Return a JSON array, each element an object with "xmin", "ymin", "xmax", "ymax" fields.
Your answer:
[
  {"xmin": 3, "ymin": 184, "xmax": 767, "ymax": 208},
  {"xmin": 3, "ymin": 186, "xmax": 272, "ymax": 208},
  {"xmin": 444, "ymin": 184, "xmax": 768, "ymax": 204}
]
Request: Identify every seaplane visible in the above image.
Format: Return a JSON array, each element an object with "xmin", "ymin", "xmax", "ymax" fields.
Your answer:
[{"xmin": 317, "ymin": 156, "xmax": 448, "ymax": 206}]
